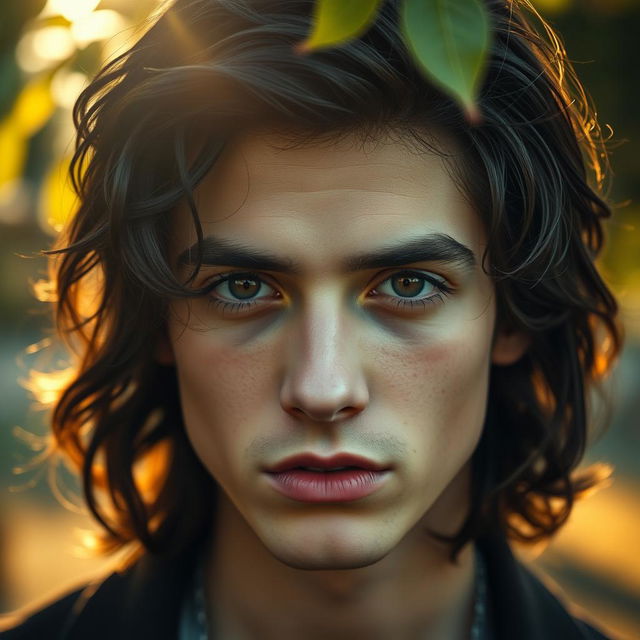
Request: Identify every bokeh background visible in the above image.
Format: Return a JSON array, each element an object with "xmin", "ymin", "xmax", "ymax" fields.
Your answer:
[{"xmin": 0, "ymin": 0, "xmax": 638, "ymax": 637}]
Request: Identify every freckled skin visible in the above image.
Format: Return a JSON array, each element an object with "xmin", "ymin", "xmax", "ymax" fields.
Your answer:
[{"xmin": 163, "ymin": 129, "xmax": 527, "ymax": 640}]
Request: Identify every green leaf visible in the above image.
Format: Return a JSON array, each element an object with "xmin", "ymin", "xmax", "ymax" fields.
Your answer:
[
  {"xmin": 294, "ymin": 0, "xmax": 384, "ymax": 54},
  {"xmin": 400, "ymin": 0, "xmax": 491, "ymax": 121}
]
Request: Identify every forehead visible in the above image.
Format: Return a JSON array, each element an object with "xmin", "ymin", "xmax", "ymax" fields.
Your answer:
[{"xmin": 172, "ymin": 129, "xmax": 486, "ymax": 271}]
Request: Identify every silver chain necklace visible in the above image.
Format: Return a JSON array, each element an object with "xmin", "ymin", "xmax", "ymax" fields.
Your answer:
[{"xmin": 181, "ymin": 547, "xmax": 488, "ymax": 640}]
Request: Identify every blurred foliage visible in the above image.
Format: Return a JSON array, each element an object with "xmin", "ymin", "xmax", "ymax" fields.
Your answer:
[
  {"xmin": 0, "ymin": 0, "xmax": 47, "ymax": 118},
  {"xmin": 0, "ymin": 0, "xmax": 158, "ymax": 234}
]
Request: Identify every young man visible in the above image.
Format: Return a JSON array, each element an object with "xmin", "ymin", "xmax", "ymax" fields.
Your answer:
[{"xmin": 1, "ymin": 0, "xmax": 621, "ymax": 638}]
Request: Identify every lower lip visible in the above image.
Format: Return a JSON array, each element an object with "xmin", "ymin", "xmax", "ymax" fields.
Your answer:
[{"xmin": 264, "ymin": 469, "xmax": 390, "ymax": 503}]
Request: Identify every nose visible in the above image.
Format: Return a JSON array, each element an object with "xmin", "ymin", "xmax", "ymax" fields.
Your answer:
[{"xmin": 279, "ymin": 299, "xmax": 369, "ymax": 423}]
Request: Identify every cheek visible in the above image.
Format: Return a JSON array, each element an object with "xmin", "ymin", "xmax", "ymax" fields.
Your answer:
[
  {"xmin": 168, "ymin": 329, "xmax": 273, "ymax": 469},
  {"xmin": 434, "ymin": 340, "xmax": 491, "ymax": 460},
  {"xmin": 377, "ymin": 328, "xmax": 492, "ymax": 455}
]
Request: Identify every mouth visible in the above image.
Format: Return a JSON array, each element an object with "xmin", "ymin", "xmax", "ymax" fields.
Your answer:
[
  {"xmin": 262, "ymin": 454, "xmax": 392, "ymax": 503},
  {"xmin": 264, "ymin": 452, "xmax": 391, "ymax": 474}
]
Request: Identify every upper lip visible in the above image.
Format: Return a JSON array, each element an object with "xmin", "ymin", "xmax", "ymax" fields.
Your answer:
[{"xmin": 264, "ymin": 453, "xmax": 391, "ymax": 473}]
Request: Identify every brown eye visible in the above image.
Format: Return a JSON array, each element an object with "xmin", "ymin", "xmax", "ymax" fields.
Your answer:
[
  {"xmin": 390, "ymin": 274, "xmax": 430, "ymax": 297},
  {"xmin": 228, "ymin": 275, "xmax": 261, "ymax": 299},
  {"xmin": 204, "ymin": 272, "xmax": 280, "ymax": 315},
  {"xmin": 372, "ymin": 270, "xmax": 453, "ymax": 311}
]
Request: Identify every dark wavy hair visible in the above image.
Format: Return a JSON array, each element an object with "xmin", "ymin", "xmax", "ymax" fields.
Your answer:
[{"xmin": 27, "ymin": 0, "xmax": 622, "ymax": 565}]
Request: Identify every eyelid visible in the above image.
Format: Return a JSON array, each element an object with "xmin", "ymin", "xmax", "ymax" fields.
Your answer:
[
  {"xmin": 204, "ymin": 266, "xmax": 451, "ymax": 287},
  {"xmin": 370, "ymin": 267, "xmax": 450, "ymax": 287}
]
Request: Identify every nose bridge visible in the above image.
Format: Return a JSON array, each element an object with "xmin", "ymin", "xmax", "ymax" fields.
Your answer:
[{"xmin": 280, "ymin": 291, "xmax": 369, "ymax": 422}]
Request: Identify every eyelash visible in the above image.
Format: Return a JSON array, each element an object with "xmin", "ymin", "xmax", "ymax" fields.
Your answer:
[{"xmin": 203, "ymin": 270, "xmax": 454, "ymax": 316}]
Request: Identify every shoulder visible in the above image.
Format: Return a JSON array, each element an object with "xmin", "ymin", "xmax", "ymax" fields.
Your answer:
[
  {"xmin": 0, "ymin": 584, "xmax": 87, "ymax": 639},
  {"xmin": 0, "ymin": 567, "xmax": 133, "ymax": 640},
  {"xmin": 516, "ymin": 563, "xmax": 616, "ymax": 639},
  {"xmin": 0, "ymin": 547, "xmax": 197, "ymax": 640},
  {"xmin": 477, "ymin": 533, "xmax": 617, "ymax": 640}
]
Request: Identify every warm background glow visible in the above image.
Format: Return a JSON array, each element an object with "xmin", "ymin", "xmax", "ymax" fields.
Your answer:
[{"xmin": 0, "ymin": 0, "xmax": 638, "ymax": 638}]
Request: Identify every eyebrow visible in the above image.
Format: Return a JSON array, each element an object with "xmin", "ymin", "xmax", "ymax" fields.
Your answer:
[{"xmin": 177, "ymin": 232, "xmax": 477, "ymax": 274}]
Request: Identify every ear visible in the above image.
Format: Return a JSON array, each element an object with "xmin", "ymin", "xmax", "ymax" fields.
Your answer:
[
  {"xmin": 491, "ymin": 328, "xmax": 530, "ymax": 366},
  {"xmin": 155, "ymin": 328, "xmax": 176, "ymax": 366}
]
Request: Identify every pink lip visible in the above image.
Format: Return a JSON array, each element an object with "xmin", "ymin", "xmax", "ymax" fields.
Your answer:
[
  {"xmin": 264, "ymin": 469, "xmax": 390, "ymax": 503},
  {"xmin": 264, "ymin": 452, "xmax": 390, "ymax": 474},
  {"xmin": 263, "ymin": 453, "xmax": 392, "ymax": 503}
]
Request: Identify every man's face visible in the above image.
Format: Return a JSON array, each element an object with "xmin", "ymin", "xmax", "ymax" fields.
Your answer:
[{"xmin": 164, "ymin": 129, "xmax": 510, "ymax": 570}]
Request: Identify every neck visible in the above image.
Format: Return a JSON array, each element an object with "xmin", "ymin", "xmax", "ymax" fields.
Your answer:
[{"xmin": 202, "ymin": 495, "xmax": 477, "ymax": 640}]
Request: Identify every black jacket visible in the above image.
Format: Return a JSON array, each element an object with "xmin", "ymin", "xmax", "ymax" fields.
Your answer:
[{"xmin": 0, "ymin": 534, "xmax": 613, "ymax": 639}]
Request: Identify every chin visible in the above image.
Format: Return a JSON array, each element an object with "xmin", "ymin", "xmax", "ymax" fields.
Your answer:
[
  {"xmin": 269, "ymin": 546, "xmax": 390, "ymax": 572},
  {"xmin": 258, "ymin": 525, "xmax": 394, "ymax": 571}
]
